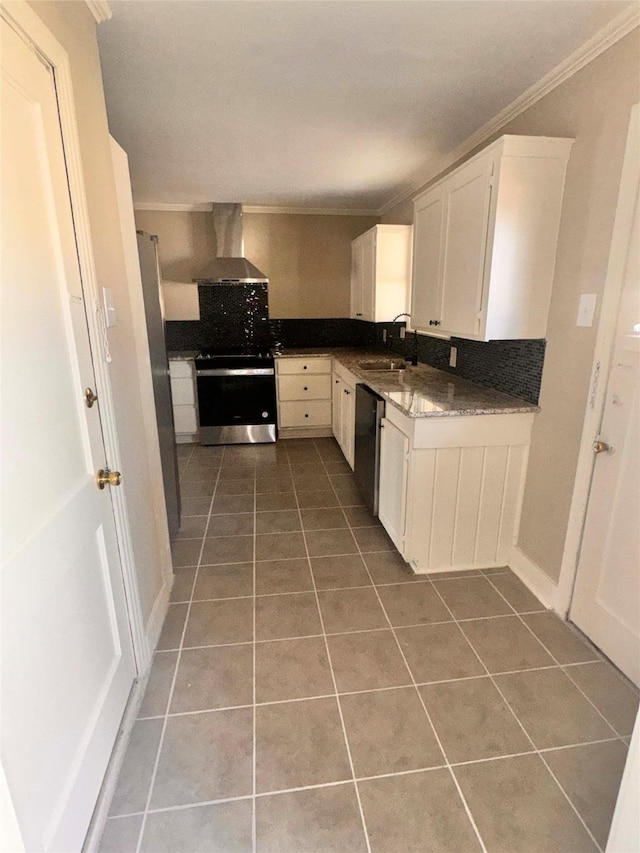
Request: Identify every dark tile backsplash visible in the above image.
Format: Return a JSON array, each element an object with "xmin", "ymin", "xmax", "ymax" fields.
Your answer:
[{"xmin": 165, "ymin": 295, "xmax": 544, "ymax": 404}]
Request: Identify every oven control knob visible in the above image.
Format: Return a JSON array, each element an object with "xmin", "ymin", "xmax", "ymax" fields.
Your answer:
[{"xmin": 262, "ymin": 411, "xmax": 269, "ymax": 418}]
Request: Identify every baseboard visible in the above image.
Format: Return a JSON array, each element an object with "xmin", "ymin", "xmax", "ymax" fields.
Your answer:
[
  {"xmin": 82, "ymin": 677, "xmax": 147, "ymax": 852},
  {"xmin": 278, "ymin": 427, "xmax": 333, "ymax": 439},
  {"xmin": 144, "ymin": 578, "xmax": 172, "ymax": 657},
  {"xmin": 509, "ymin": 545, "xmax": 559, "ymax": 610}
]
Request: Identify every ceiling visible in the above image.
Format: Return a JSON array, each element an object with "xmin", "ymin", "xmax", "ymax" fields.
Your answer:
[{"xmin": 98, "ymin": 0, "xmax": 634, "ymax": 212}]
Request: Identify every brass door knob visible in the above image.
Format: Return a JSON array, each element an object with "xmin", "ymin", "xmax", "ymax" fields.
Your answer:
[
  {"xmin": 84, "ymin": 387, "xmax": 98, "ymax": 408},
  {"xmin": 96, "ymin": 468, "xmax": 122, "ymax": 489},
  {"xmin": 592, "ymin": 440, "xmax": 611, "ymax": 454}
]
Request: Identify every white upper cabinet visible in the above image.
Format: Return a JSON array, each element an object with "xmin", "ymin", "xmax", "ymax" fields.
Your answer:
[
  {"xmin": 411, "ymin": 135, "xmax": 573, "ymax": 341},
  {"xmin": 350, "ymin": 224, "xmax": 412, "ymax": 322}
]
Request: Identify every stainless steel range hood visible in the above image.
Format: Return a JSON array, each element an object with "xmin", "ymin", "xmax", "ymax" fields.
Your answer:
[{"xmin": 193, "ymin": 203, "xmax": 268, "ymax": 284}]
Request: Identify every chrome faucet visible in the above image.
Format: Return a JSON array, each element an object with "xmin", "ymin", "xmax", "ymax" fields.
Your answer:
[{"xmin": 391, "ymin": 313, "xmax": 419, "ymax": 366}]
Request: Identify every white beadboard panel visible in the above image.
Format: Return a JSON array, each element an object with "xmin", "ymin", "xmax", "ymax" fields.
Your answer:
[
  {"xmin": 430, "ymin": 447, "xmax": 461, "ymax": 569},
  {"xmin": 405, "ymin": 448, "xmax": 436, "ymax": 572},
  {"xmin": 474, "ymin": 445, "xmax": 509, "ymax": 564},
  {"xmin": 497, "ymin": 444, "xmax": 527, "ymax": 563},
  {"xmin": 169, "ymin": 376, "xmax": 196, "ymax": 406},
  {"xmin": 452, "ymin": 446, "xmax": 485, "ymax": 566},
  {"xmin": 173, "ymin": 405, "xmax": 197, "ymax": 434}
]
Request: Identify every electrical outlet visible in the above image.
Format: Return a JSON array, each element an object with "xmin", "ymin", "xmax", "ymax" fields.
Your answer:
[
  {"xmin": 400, "ymin": 327, "xmax": 406, "ymax": 339},
  {"xmin": 449, "ymin": 345, "xmax": 457, "ymax": 368},
  {"xmin": 382, "ymin": 329, "xmax": 387, "ymax": 343}
]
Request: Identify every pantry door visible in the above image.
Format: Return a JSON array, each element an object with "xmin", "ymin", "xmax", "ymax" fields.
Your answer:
[
  {"xmin": 570, "ymin": 110, "xmax": 640, "ymax": 687},
  {"xmin": 1, "ymin": 15, "xmax": 135, "ymax": 852}
]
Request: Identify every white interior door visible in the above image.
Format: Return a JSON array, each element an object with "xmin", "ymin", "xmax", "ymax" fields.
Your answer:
[
  {"xmin": 570, "ymin": 184, "xmax": 640, "ymax": 687},
  {"xmin": 1, "ymin": 18, "xmax": 135, "ymax": 851}
]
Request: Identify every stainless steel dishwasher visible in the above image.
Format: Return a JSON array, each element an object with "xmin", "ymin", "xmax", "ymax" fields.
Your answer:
[{"xmin": 354, "ymin": 384, "xmax": 386, "ymax": 515}]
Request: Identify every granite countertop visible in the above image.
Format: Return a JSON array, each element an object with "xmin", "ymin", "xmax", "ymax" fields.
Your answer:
[{"xmin": 275, "ymin": 347, "xmax": 539, "ymax": 418}]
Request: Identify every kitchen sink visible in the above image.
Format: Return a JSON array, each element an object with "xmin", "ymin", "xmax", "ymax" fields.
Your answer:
[{"xmin": 357, "ymin": 359, "xmax": 408, "ymax": 371}]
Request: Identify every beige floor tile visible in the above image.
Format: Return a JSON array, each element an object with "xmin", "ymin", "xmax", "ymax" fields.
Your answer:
[
  {"xmin": 255, "ymin": 532, "xmax": 307, "ymax": 561},
  {"xmin": 342, "ymin": 505, "xmax": 381, "ymax": 528},
  {"xmin": 181, "ymin": 497, "xmax": 213, "ymax": 516},
  {"xmin": 352, "ymin": 526, "xmax": 395, "ymax": 553},
  {"xmin": 171, "ymin": 644, "xmax": 253, "ymax": 712},
  {"xmin": 304, "ymin": 528, "xmax": 359, "ymax": 557},
  {"xmin": 327, "ymin": 630, "xmax": 411, "ymax": 692},
  {"xmin": 396, "ymin": 622, "xmax": 486, "ymax": 683},
  {"xmin": 99, "ymin": 815, "xmax": 143, "ymax": 852},
  {"xmin": 216, "ymin": 478, "xmax": 255, "ymax": 496},
  {"xmin": 171, "ymin": 538, "xmax": 202, "ymax": 568},
  {"xmin": 454, "ymin": 754, "xmax": 597, "ymax": 852},
  {"xmin": 218, "ymin": 464, "xmax": 255, "ymax": 479},
  {"xmin": 433, "ymin": 576, "xmax": 513, "ymax": 619},
  {"xmin": 255, "ymin": 510, "xmax": 301, "ymax": 534},
  {"xmin": 318, "ymin": 587, "xmax": 388, "ymax": 633},
  {"xmin": 206, "ymin": 513, "xmax": 254, "ymax": 537},
  {"xmin": 256, "ymin": 697, "xmax": 351, "ymax": 792},
  {"xmin": 193, "ymin": 563, "xmax": 254, "ymax": 600},
  {"xmin": 170, "ymin": 567, "xmax": 196, "ymax": 602},
  {"xmin": 256, "ymin": 783, "xmax": 367, "ymax": 853},
  {"xmin": 211, "ymin": 494, "xmax": 255, "ymax": 514},
  {"xmin": 376, "ymin": 582, "xmax": 452, "ymax": 627},
  {"xmin": 323, "ymin": 459, "xmax": 352, "ymax": 475},
  {"xmin": 201, "ymin": 535, "xmax": 254, "ymax": 565},
  {"xmin": 341, "ymin": 687, "xmax": 444, "ymax": 777},
  {"xmin": 255, "ymin": 636, "xmax": 334, "ymax": 703},
  {"xmin": 335, "ymin": 486, "xmax": 365, "ymax": 506},
  {"xmin": 289, "ymin": 462, "xmax": 327, "ymax": 477},
  {"xmin": 255, "ymin": 592, "xmax": 322, "ymax": 640},
  {"xmin": 295, "ymin": 489, "xmax": 340, "ymax": 509},
  {"xmin": 300, "ymin": 507, "xmax": 348, "ymax": 530},
  {"xmin": 487, "ymin": 572, "xmax": 546, "ymax": 613},
  {"xmin": 359, "ymin": 769, "xmax": 482, "ymax": 852},
  {"xmin": 495, "ymin": 668, "xmax": 616, "ymax": 748},
  {"xmin": 544, "ymin": 740, "xmax": 628, "ymax": 848},
  {"xmin": 138, "ymin": 652, "xmax": 177, "ymax": 718},
  {"xmin": 255, "ymin": 476, "xmax": 295, "ymax": 494},
  {"xmin": 420, "ymin": 676, "xmax": 531, "ymax": 762},
  {"xmin": 157, "ymin": 603, "xmax": 188, "ymax": 650},
  {"xmin": 310, "ymin": 554, "xmax": 372, "ymax": 589},
  {"xmin": 109, "ymin": 719, "xmax": 163, "ymax": 815},
  {"xmin": 151, "ymin": 708, "xmax": 253, "ymax": 808},
  {"xmin": 256, "ymin": 492, "xmax": 298, "ymax": 511},
  {"xmin": 522, "ymin": 612, "xmax": 599, "ymax": 664},
  {"xmin": 175, "ymin": 516, "xmax": 208, "ymax": 540},
  {"xmin": 565, "ymin": 661, "xmax": 640, "ymax": 736},
  {"xmin": 460, "ymin": 616, "xmax": 555, "ymax": 673},
  {"xmin": 292, "ymin": 473, "xmax": 332, "ymax": 491},
  {"xmin": 141, "ymin": 800, "xmax": 252, "ymax": 853},
  {"xmin": 363, "ymin": 551, "xmax": 426, "ymax": 584},
  {"xmin": 181, "ymin": 481, "xmax": 215, "ymax": 498},
  {"xmin": 184, "ymin": 599, "xmax": 253, "ymax": 646},
  {"xmin": 255, "ymin": 558, "xmax": 314, "ymax": 594}
]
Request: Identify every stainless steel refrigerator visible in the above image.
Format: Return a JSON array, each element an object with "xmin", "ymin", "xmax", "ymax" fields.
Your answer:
[{"xmin": 136, "ymin": 231, "xmax": 181, "ymax": 541}]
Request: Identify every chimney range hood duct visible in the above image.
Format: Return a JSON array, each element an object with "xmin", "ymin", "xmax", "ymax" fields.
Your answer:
[{"xmin": 193, "ymin": 203, "xmax": 268, "ymax": 284}]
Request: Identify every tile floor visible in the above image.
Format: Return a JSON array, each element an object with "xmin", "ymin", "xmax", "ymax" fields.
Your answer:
[{"xmin": 100, "ymin": 438, "xmax": 639, "ymax": 853}]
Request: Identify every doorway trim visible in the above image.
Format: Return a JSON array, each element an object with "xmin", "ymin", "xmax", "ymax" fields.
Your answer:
[
  {"xmin": 557, "ymin": 102, "xmax": 640, "ymax": 617},
  {"xmin": 1, "ymin": 0, "xmax": 150, "ymax": 671}
]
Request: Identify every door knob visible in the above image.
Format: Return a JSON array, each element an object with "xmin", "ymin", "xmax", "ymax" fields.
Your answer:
[
  {"xmin": 96, "ymin": 468, "xmax": 122, "ymax": 489},
  {"xmin": 84, "ymin": 387, "xmax": 98, "ymax": 408},
  {"xmin": 592, "ymin": 440, "xmax": 612, "ymax": 455}
]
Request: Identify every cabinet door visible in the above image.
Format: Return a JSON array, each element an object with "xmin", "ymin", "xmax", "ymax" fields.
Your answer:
[
  {"xmin": 332, "ymin": 373, "xmax": 343, "ymax": 444},
  {"xmin": 350, "ymin": 237, "xmax": 364, "ymax": 319},
  {"xmin": 341, "ymin": 383, "xmax": 356, "ymax": 469},
  {"xmin": 440, "ymin": 155, "xmax": 493, "ymax": 337},
  {"xmin": 378, "ymin": 418, "xmax": 409, "ymax": 553},
  {"xmin": 360, "ymin": 229, "xmax": 376, "ymax": 322},
  {"xmin": 411, "ymin": 187, "xmax": 444, "ymax": 331}
]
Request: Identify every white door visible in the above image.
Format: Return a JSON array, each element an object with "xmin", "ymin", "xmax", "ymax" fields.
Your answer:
[
  {"xmin": 570, "ymin": 183, "xmax": 640, "ymax": 687},
  {"xmin": 411, "ymin": 187, "xmax": 444, "ymax": 331},
  {"xmin": 440, "ymin": 154, "xmax": 493, "ymax": 337},
  {"xmin": 360, "ymin": 229, "xmax": 376, "ymax": 322},
  {"xmin": 378, "ymin": 419, "xmax": 409, "ymax": 554},
  {"xmin": 1, "ymin": 18, "xmax": 136, "ymax": 852}
]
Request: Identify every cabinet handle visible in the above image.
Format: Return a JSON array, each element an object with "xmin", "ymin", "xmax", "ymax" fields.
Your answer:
[
  {"xmin": 305, "ymin": 413, "xmax": 309, "ymax": 418},
  {"xmin": 303, "ymin": 365, "xmax": 308, "ymax": 370},
  {"xmin": 335, "ymin": 379, "xmax": 339, "ymax": 384},
  {"xmin": 303, "ymin": 386, "xmax": 308, "ymax": 391},
  {"xmin": 356, "ymin": 313, "xmax": 363, "ymax": 317}
]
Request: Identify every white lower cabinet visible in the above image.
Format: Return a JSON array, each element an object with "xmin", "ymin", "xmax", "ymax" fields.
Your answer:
[
  {"xmin": 276, "ymin": 357, "xmax": 332, "ymax": 436},
  {"xmin": 169, "ymin": 358, "xmax": 198, "ymax": 443},
  {"xmin": 378, "ymin": 405, "xmax": 534, "ymax": 573},
  {"xmin": 378, "ymin": 418, "xmax": 410, "ymax": 554},
  {"xmin": 331, "ymin": 362, "xmax": 358, "ymax": 469}
]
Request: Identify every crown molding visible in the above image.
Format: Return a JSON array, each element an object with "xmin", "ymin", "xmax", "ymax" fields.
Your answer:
[
  {"xmin": 379, "ymin": 5, "xmax": 640, "ymax": 216},
  {"xmin": 133, "ymin": 202, "xmax": 213, "ymax": 212},
  {"xmin": 242, "ymin": 205, "xmax": 378, "ymax": 216},
  {"xmin": 85, "ymin": 1, "xmax": 112, "ymax": 24}
]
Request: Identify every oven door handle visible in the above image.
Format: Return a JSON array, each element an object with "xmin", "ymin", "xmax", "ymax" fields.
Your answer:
[{"xmin": 196, "ymin": 367, "xmax": 275, "ymax": 377}]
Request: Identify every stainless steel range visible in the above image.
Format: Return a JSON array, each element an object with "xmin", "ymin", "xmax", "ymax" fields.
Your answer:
[{"xmin": 195, "ymin": 348, "xmax": 277, "ymax": 445}]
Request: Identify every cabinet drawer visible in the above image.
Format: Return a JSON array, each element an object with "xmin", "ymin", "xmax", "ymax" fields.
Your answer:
[
  {"xmin": 277, "ymin": 357, "xmax": 331, "ymax": 376},
  {"xmin": 170, "ymin": 376, "xmax": 196, "ymax": 405},
  {"xmin": 279, "ymin": 400, "xmax": 332, "ymax": 428},
  {"xmin": 278, "ymin": 374, "xmax": 331, "ymax": 401},
  {"xmin": 174, "ymin": 405, "xmax": 197, "ymax": 434},
  {"xmin": 169, "ymin": 359, "xmax": 194, "ymax": 378}
]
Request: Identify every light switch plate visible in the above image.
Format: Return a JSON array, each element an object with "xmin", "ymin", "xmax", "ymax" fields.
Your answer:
[
  {"xmin": 576, "ymin": 293, "xmax": 597, "ymax": 327},
  {"xmin": 102, "ymin": 287, "xmax": 117, "ymax": 327}
]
